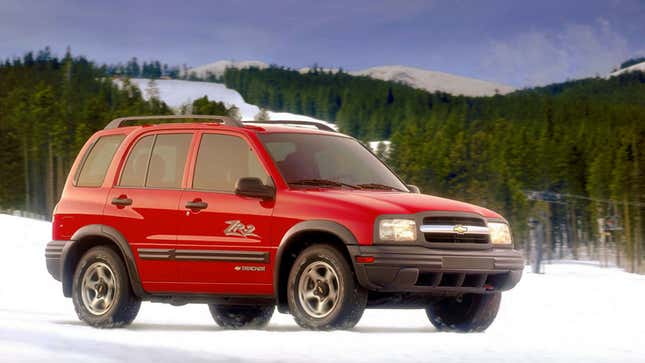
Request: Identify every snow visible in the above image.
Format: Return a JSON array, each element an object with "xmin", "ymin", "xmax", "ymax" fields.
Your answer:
[
  {"xmin": 609, "ymin": 61, "xmax": 645, "ymax": 77},
  {"xmin": 123, "ymin": 78, "xmax": 337, "ymax": 130},
  {"xmin": 351, "ymin": 65, "xmax": 515, "ymax": 97},
  {"xmin": 1, "ymin": 213, "xmax": 644, "ymax": 363}
]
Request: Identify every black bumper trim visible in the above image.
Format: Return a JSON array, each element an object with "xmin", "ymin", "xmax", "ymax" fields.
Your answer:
[
  {"xmin": 349, "ymin": 245, "xmax": 524, "ymax": 293},
  {"xmin": 45, "ymin": 240, "xmax": 70, "ymax": 281}
]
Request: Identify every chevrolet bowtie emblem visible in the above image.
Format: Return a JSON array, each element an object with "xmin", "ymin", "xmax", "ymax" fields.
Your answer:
[{"xmin": 453, "ymin": 225, "xmax": 468, "ymax": 234}]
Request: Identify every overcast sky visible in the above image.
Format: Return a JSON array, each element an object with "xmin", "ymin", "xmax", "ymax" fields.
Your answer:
[{"xmin": 1, "ymin": 0, "xmax": 644, "ymax": 87}]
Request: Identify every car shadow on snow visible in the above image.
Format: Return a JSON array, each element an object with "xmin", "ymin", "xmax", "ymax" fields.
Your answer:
[
  {"xmin": 53, "ymin": 320, "xmax": 438, "ymax": 333},
  {"xmin": 350, "ymin": 326, "xmax": 438, "ymax": 333}
]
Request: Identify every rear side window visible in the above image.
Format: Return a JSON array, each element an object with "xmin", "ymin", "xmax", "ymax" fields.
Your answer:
[
  {"xmin": 76, "ymin": 135, "xmax": 125, "ymax": 187},
  {"xmin": 193, "ymin": 134, "xmax": 269, "ymax": 192},
  {"xmin": 119, "ymin": 135, "xmax": 154, "ymax": 187},
  {"xmin": 119, "ymin": 133, "xmax": 192, "ymax": 189}
]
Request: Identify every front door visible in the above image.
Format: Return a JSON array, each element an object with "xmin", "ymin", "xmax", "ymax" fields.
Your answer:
[
  {"xmin": 177, "ymin": 132, "xmax": 274, "ymax": 295},
  {"xmin": 103, "ymin": 132, "xmax": 193, "ymax": 293}
]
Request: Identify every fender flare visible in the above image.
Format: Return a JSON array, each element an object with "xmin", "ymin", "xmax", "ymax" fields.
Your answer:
[
  {"xmin": 273, "ymin": 220, "xmax": 360, "ymax": 310},
  {"xmin": 62, "ymin": 224, "xmax": 146, "ymax": 298}
]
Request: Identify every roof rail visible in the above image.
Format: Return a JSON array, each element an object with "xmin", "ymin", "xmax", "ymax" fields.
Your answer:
[
  {"xmin": 246, "ymin": 120, "xmax": 336, "ymax": 132},
  {"xmin": 104, "ymin": 115, "xmax": 243, "ymax": 130}
]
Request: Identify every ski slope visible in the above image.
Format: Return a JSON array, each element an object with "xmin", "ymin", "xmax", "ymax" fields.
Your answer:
[
  {"xmin": 125, "ymin": 78, "xmax": 336, "ymax": 130},
  {"xmin": 1, "ymin": 213, "xmax": 643, "ymax": 363}
]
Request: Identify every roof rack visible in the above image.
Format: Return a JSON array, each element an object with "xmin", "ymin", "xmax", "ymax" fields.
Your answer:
[
  {"xmin": 104, "ymin": 115, "xmax": 243, "ymax": 130},
  {"xmin": 246, "ymin": 120, "xmax": 336, "ymax": 132}
]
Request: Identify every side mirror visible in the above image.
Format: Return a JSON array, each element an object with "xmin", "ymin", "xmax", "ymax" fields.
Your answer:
[
  {"xmin": 235, "ymin": 177, "xmax": 275, "ymax": 200},
  {"xmin": 407, "ymin": 184, "xmax": 421, "ymax": 194}
]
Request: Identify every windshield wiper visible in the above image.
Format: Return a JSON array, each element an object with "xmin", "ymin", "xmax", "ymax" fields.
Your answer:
[
  {"xmin": 289, "ymin": 179, "xmax": 361, "ymax": 189},
  {"xmin": 356, "ymin": 183, "xmax": 406, "ymax": 192}
]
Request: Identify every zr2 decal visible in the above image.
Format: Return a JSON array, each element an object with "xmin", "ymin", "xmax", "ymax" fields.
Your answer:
[{"xmin": 224, "ymin": 220, "xmax": 260, "ymax": 238}]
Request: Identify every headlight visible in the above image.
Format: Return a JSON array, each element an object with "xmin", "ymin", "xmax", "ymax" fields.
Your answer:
[
  {"xmin": 379, "ymin": 219, "xmax": 417, "ymax": 241},
  {"xmin": 488, "ymin": 222, "xmax": 512, "ymax": 245}
]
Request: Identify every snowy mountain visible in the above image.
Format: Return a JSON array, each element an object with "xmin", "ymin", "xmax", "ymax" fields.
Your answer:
[
  {"xmin": 610, "ymin": 60, "xmax": 645, "ymax": 77},
  {"xmin": 183, "ymin": 60, "xmax": 269, "ymax": 78},
  {"xmin": 350, "ymin": 66, "xmax": 515, "ymax": 97},
  {"xmin": 122, "ymin": 78, "xmax": 337, "ymax": 129},
  {"xmin": 185, "ymin": 61, "xmax": 514, "ymax": 97}
]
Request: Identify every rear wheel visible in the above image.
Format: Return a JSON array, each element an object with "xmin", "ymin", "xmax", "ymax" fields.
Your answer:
[
  {"xmin": 287, "ymin": 244, "xmax": 367, "ymax": 330},
  {"xmin": 72, "ymin": 246, "xmax": 141, "ymax": 328},
  {"xmin": 425, "ymin": 292, "xmax": 501, "ymax": 332},
  {"xmin": 208, "ymin": 304, "xmax": 274, "ymax": 329}
]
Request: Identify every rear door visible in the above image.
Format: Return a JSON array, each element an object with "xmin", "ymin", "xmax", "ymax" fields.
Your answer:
[
  {"xmin": 177, "ymin": 131, "xmax": 275, "ymax": 295},
  {"xmin": 103, "ymin": 132, "xmax": 193, "ymax": 293}
]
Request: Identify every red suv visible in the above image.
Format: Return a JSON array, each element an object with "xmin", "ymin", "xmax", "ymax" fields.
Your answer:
[{"xmin": 45, "ymin": 115, "xmax": 523, "ymax": 331}]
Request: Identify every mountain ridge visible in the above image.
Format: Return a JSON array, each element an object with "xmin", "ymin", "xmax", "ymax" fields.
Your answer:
[{"xmin": 185, "ymin": 60, "xmax": 515, "ymax": 97}]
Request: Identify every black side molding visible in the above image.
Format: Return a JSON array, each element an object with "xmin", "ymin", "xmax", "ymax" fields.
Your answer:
[{"xmin": 137, "ymin": 248, "xmax": 270, "ymax": 263}]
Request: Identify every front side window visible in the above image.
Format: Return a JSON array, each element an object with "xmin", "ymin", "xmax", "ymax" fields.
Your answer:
[
  {"xmin": 119, "ymin": 133, "xmax": 192, "ymax": 188},
  {"xmin": 193, "ymin": 134, "xmax": 269, "ymax": 192},
  {"xmin": 76, "ymin": 134, "xmax": 125, "ymax": 187},
  {"xmin": 258, "ymin": 133, "xmax": 408, "ymax": 191}
]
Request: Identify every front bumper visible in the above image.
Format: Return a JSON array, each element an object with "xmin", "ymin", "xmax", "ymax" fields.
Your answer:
[
  {"xmin": 349, "ymin": 245, "xmax": 524, "ymax": 294},
  {"xmin": 45, "ymin": 240, "xmax": 69, "ymax": 281}
]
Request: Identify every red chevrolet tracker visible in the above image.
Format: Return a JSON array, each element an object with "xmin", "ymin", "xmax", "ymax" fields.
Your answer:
[{"xmin": 45, "ymin": 115, "xmax": 523, "ymax": 331}]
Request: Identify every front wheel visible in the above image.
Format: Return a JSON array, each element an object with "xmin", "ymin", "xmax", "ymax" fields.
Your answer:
[
  {"xmin": 208, "ymin": 304, "xmax": 274, "ymax": 329},
  {"xmin": 287, "ymin": 244, "xmax": 367, "ymax": 330},
  {"xmin": 72, "ymin": 246, "xmax": 141, "ymax": 328},
  {"xmin": 426, "ymin": 292, "xmax": 501, "ymax": 332}
]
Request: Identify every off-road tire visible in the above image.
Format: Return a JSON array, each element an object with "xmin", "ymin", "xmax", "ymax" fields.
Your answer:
[
  {"xmin": 72, "ymin": 246, "xmax": 141, "ymax": 328},
  {"xmin": 208, "ymin": 304, "xmax": 274, "ymax": 329},
  {"xmin": 426, "ymin": 292, "xmax": 501, "ymax": 332},
  {"xmin": 287, "ymin": 244, "xmax": 367, "ymax": 330}
]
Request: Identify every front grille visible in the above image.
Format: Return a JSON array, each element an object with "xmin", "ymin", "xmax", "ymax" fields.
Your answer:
[
  {"xmin": 424, "ymin": 233, "xmax": 489, "ymax": 244},
  {"xmin": 422, "ymin": 215, "xmax": 489, "ymax": 244}
]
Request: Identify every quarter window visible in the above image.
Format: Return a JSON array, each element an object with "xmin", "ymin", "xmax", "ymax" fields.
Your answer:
[
  {"xmin": 193, "ymin": 134, "xmax": 269, "ymax": 192},
  {"xmin": 76, "ymin": 135, "xmax": 125, "ymax": 187}
]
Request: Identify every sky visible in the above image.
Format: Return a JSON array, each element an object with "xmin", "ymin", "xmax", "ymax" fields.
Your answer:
[{"xmin": 1, "ymin": 0, "xmax": 644, "ymax": 87}]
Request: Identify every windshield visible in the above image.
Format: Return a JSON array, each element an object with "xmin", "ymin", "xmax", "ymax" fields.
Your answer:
[{"xmin": 258, "ymin": 133, "xmax": 408, "ymax": 192}]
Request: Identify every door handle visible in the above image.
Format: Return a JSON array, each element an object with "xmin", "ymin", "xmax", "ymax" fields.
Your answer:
[
  {"xmin": 185, "ymin": 200, "xmax": 208, "ymax": 210},
  {"xmin": 111, "ymin": 196, "xmax": 133, "ymax": 206}
]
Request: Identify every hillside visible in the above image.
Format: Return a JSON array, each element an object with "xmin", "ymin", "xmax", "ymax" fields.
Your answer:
[{"xmin": 124, "ymin": 78, "xmax": 335, "ymax": 128}]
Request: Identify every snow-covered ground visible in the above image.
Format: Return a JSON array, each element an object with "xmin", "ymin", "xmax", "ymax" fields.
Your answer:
[
  {"xmin": 125, "ymin": 78, "xmax": 336, "ymax": 130},
  {"xmin": 1, "ymin": 213, "xmax": 644, "ymax": 363}
]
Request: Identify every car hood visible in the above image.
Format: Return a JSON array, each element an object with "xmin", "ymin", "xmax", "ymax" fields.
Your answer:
[{"xmin": 286, "ymin": 189, "xmax": 504, "ymax": 220}]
